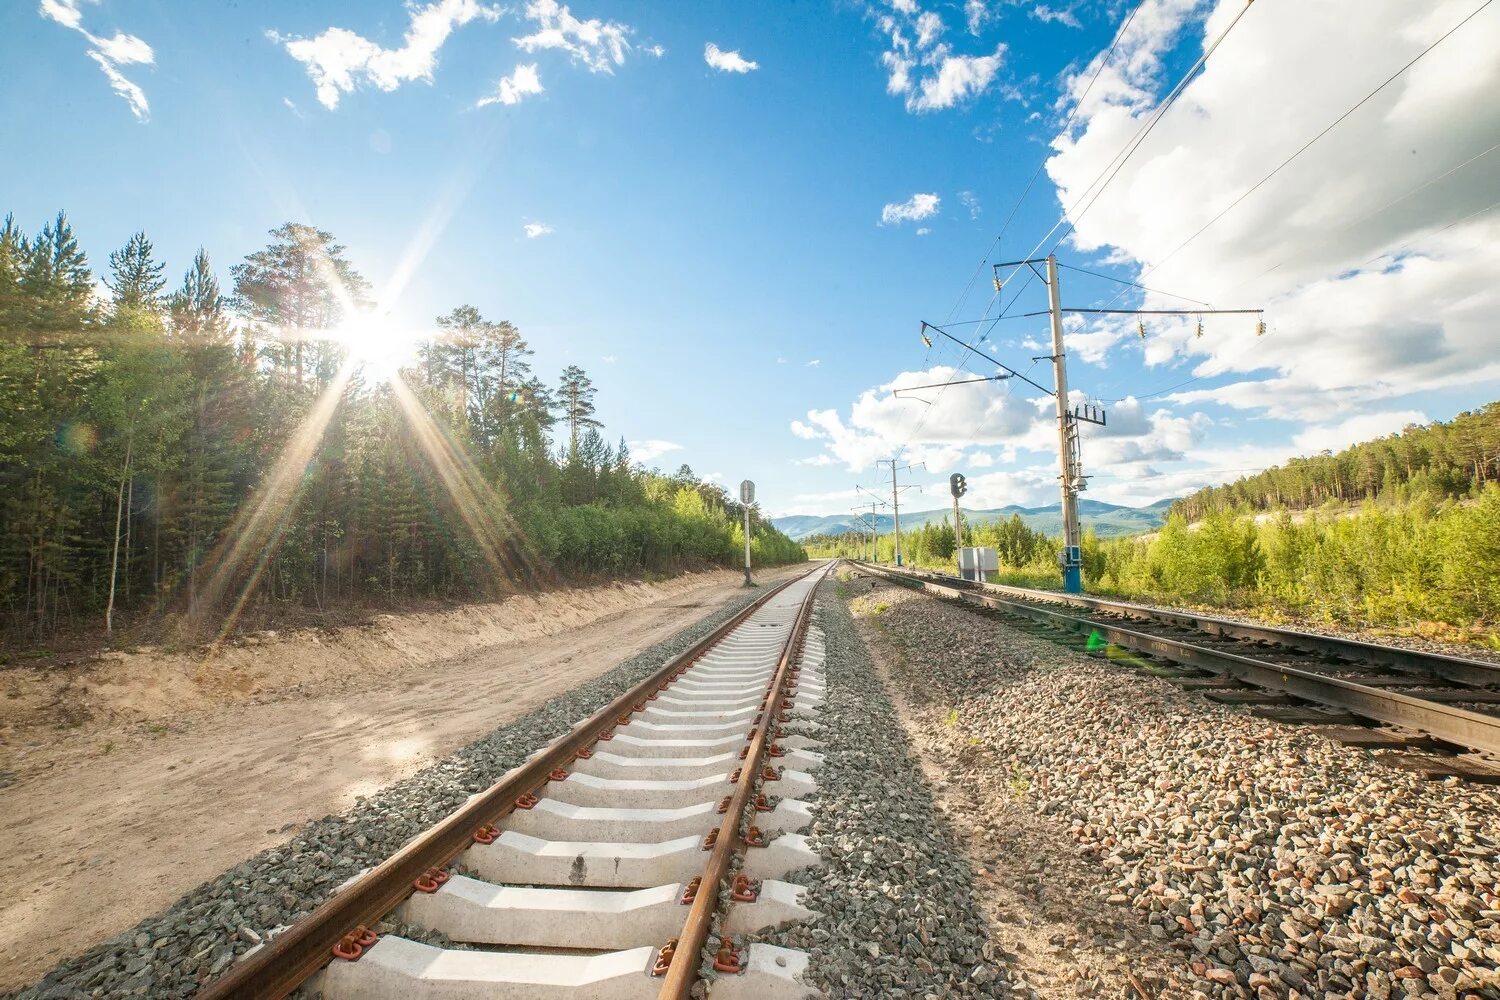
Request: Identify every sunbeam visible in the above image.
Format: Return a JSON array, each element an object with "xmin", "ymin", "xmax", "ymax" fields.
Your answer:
[
  {"xmin": 195, "ymin": 359, "xmax": 357, "ymax": 644},
  {"xmin": 387, "ymin": 372, "xmax": 547, "ymax": 587}
]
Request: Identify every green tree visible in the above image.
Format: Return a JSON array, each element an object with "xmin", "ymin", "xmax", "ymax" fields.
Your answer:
[
  {"xmin": 230, "ymin": 223, "xmax": 369, "ymax": 386},
  {"xmin": 557, "ymin": 364, "xmax": 601, "ymax": 453}
]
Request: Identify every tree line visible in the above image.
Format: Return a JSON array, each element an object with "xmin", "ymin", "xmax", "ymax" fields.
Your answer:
[
  {"xmin": 0, "ymin": 212, "xmax": 804, "ymax": 644},
  {"xmin": 804, "ymin": 511, "xmax": 1056, "ymax": 571},
  {"xmin": 1170, "ymin": 404, "xmax": 1500, "ymax": 521}
]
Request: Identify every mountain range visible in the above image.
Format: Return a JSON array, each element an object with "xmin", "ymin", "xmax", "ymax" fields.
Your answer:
[{"xmin": 772, "ymin": 497, "xmax": 1177, "ymax": 541}]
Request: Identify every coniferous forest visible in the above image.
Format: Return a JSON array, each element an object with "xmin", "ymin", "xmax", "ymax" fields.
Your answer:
[{"xmin": 0, "ymin": 212, "xmax": 804, "ymax": 645}]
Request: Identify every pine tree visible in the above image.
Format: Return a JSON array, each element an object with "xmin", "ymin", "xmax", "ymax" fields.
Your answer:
[
  {"xmin": 230, "ymin": 223, "xmax": 369, "ymax": 387},
  {"xmin": 25, "ymin": 211, "xmax": 93, "ymax": 335},
  {"xmin": 106, "ymin": 231, "xmax": 167, "ymax": 316},
  {"xmin": 557, "ymin": 365, "xmax": 601, "ymax": 453}
]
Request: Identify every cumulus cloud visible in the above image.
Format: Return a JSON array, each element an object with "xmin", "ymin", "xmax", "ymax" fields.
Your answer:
[
  {"xmin": 522, "ymin": 222, "xmax": 553, "ymax": 238},
  {"xmin": 513, "ymin": 0, "xmax": 631, "ymax": 73},
  {"xmin": 627, "ymin": 439, "xmax": 683, "ymax": 462},
  {"xmin": 40, "ymin": 0, "xmax": 154, "ymax": 120},
  {"xmin": 271, "ymin": 0, "xmax": 501, "ymax": 110},
  {"xmin": 1046, "ymin": 0, "xmax": 1500, "ymax": 404},
  {"xmin": 704, "ymin": 42, "xmax": 758, "ymax": 73},
  {"xmin": 478, "ymin": 63, "xmax": 544, "ymax": 106},
  {"xmin": 880, "ymin": 192, "xmax": 940, "ymax": 225},
  {"xmin": 1292, "ymin": 410, "xmax": 1428, "ymax": 455},
  {"xmin": 868, "ymin": 0, "xmax": 1006, "ymax": 112},
  {"xmin": 790, "ymin": 366, "xmax": 1056, "ymax": 474}
]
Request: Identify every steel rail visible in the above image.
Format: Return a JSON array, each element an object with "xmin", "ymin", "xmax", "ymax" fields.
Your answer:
[
  {"xmin": 657, "ymin": 561, "xmax": 828, "ymax": 999},
  {"xmin": 855, "ymin": 562, "xmax": 1500, "ymax": 757},
  {"xmin": 888, "ymin": 565, "xmax": 1500, "ymax": 689},
  {"xmin": 199, "ymin": 564, "xmax": 823, "ymax": 1000}
]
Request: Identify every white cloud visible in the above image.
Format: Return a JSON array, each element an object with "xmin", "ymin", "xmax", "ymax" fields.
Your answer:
[
  {"xmin": 1042, "ymin": 0, "xmax": 1500, "ymax": 445},
  {"xmin": 514, "ymin": 0, "xmax": 631, "ymax": 73},
  {"xmin": 601, "ymin": 354, "xmax": 617, "ymax": 363},
  {"xmin": 271, "ymin": 0, "xmax": 501, "ymax": 110},
  {"xmin": 628, "ymin": 439, "xmax": 683, "ymax": 462},
  {"xmin": 965, "ymin": 0, "xmax": 991, "ymax": 36},
  {"xmin": 1031, "ymin": 4, "xmax": 1082, "ymax": 28},
  {"xmin": 916, "ymin": 227, "xmax": 932, "ymax": 236},
  {"xmin": 704, "ymin": 42, "xmax": 758, "ymax": 73},
  {"xmin": 40, "ymin": 0, "xmax": 154, "ymax": 120},
  {"xmin": 805, "ymin": 359, "xmax": 822, "ymax": 367},
  {"xmin": 915, "ymin": 10, "xmax": 944, "ymax": 47},
  {"xmin": 790, "ymin": 366, "xmax": 1057, "ymax": 473},
  {"xmin": 959, "ymin": 190, "xmax": 981, "ymax": 219},
  {"xmin": 642, "ymin": 43, "xmax": 666, "ymax": 58},
  {"xmin": 1292, "ymin": 410, "xmax": 1428, "ymax": 455},
  {"xmin": 522, "ymin": 221, "xmax": 554, "ymax": 238},
  {"xmin": 868, "ymin": 2, "xmax": 1006, "ymax": 113},
  {"xmin": 478, "ymin": 63, "xmax": 544, "ymax": 106},
  {"xmin": 880, "ymin": 192, "xmax": 940, "ymax": 225},
  {"xmin": 909, "ymin": 46, "xmax": 1005, "ymax": 111}
]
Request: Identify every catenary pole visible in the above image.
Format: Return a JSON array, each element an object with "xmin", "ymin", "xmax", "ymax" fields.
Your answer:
[{"xmin": 1047, "ymin": 254, "xmax": 1083, "ymax": 593}]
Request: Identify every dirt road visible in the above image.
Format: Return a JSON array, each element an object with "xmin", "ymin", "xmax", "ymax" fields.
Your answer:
[{"xmin": 0, "ymin": 566, "xmax": 799, "ymax": 992}]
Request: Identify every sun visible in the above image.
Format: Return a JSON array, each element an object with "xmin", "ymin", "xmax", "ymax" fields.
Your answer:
[{"xmin": 328, "ymin": 309, "xmax": 418, "ymax": 383}]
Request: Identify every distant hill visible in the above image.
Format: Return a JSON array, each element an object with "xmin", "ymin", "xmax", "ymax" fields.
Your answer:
[{"xmin": 773, "ymin": 497, "xmax": 1176, "ymax": 541}]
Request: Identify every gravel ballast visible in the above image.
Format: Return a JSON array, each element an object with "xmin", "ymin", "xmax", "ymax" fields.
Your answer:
[
  {"xmin": 8, "ymin": 583, "xmax": 784, "ymax": 1000},
  {"xmin": 749, "ymin": 577, "xmax": 1011, "ymax": 999},
  {"xmin": 846, "ymin": 572, "xmax": 1500, "ymax": 1000}
]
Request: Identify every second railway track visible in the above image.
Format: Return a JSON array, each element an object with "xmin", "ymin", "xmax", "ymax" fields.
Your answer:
[
  {"xmin": 853, "ymin": 560, "xmax": 1500, "ymax": 781},
  {"xmin": 202, "ymin": 562, "xmax": 833, "ymax": 1000}
]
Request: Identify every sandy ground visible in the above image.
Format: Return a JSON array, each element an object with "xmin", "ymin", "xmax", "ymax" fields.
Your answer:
[{"xmin": 0, "ymin": 565, "xmax": 799, "ymax": 992}]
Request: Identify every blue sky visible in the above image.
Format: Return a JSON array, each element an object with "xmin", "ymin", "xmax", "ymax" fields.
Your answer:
[{"xmin": 7, "ymin": 0, "xmax": 1499, "ymax": 518}]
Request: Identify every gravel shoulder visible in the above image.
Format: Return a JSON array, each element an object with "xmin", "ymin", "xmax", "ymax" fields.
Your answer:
[
  {"xmin": 749, "ymin": 576, "xmax": 1008, "ymax": 999},
  {"xmin": 1, "ymin": 564, "xmax": 801, "ymax": 998},
  {"xmin": 843, "ymin": 569, "xmax": 1500, "ymax": 1000},
  {"xmin": 846, "ymin": 574, "xmax": 1196, "ymax": 998}
]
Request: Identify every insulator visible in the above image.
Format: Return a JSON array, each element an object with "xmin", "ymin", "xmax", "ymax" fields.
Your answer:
[
  {"xmin": 1137, "ymin": 320, "xmax": 1146, "ymax": 339},
  {"xmin": 1256, "ymin": 320, "xmax": 1267, "ymax": 336},
  {"xmin": 1196, "ymin": 320, "xmax": 1204, "ymax": 339}
]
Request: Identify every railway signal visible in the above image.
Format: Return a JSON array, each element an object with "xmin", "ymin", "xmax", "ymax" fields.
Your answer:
[{"xmin": 949, "ymin": 473, "xmax": 967, "ymax": 577}]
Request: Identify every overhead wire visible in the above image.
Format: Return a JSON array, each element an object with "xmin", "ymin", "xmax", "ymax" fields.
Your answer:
[
  {"xmin": 1075, "ymin": 1, "xmax": 1499, "ymax": 393},
  {"xmin": 1132, "ymin": 0, "xmax": 1497, "ymax": 289}
]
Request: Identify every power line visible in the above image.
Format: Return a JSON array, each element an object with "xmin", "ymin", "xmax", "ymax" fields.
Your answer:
[
  {"xmin": 995, "ymin": 0, "xmax": 1146, "ymax": 250},
  {"xmin": 1136, "ymin": 0, "xmax": 1496, "ymax": 287},
  {"xmin": 1046, "ymin": 0, "xmax": 1260, "ymax": 256},
  {"xmin": 979, "ymin": 0, "xmax": 1258, "ymax": 327},
  {"xmin": 1055, "ymin": 262, "xmax": 1212, "ymax": 306}
]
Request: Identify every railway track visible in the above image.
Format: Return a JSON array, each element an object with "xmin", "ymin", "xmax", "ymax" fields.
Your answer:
[
  {"xmin": 201, "ymin": 562, "xmax": 833, "ymax": 1000},
  {"xmin": 852, "ymin": 561, "xmax": 1500, "ymax": 782}
]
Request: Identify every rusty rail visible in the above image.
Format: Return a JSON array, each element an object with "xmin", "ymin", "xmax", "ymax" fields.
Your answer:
[
  {"xmin": 656, "ymin": 561, "xmax": 827, "ymax": 998},
  {"xmin": 199, "ymin": 564, "xmax": 822, "ymax": 1000},
  {"xmin": 883, "ymin": 564, "xmax": 1500, "ymax": 689},
  {"xmin": 855, "ymin": 561, "xmax": 1500, "ymax": 758}
]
